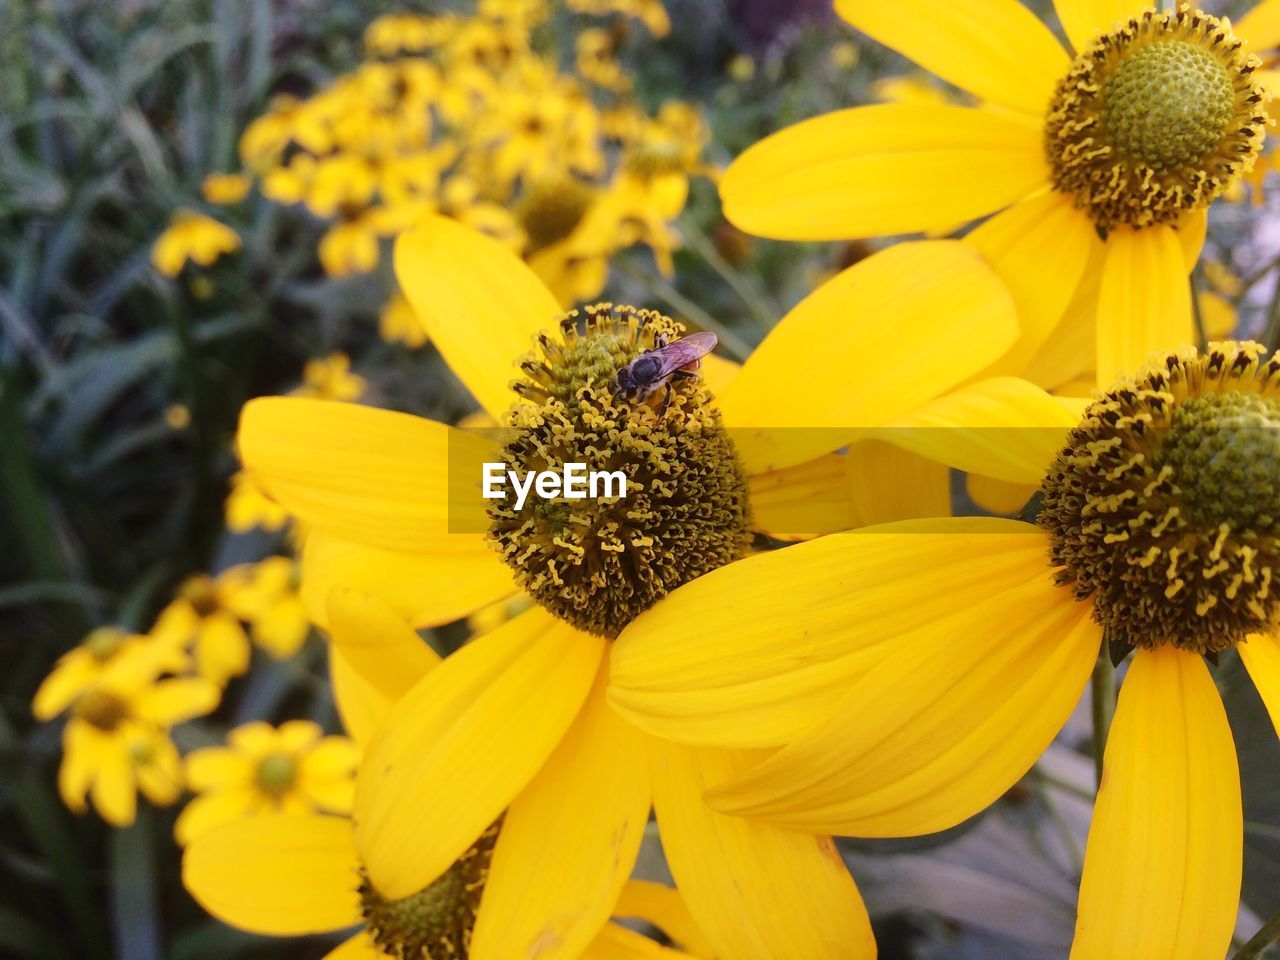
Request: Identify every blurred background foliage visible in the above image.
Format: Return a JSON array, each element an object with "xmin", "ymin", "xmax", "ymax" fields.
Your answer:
[{"xmin": 2, "ymin": 0, "xmax": 1280, "ymax": 958}]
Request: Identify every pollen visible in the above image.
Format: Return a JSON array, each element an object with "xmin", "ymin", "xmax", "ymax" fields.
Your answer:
[
  {"xmin": 1039, "ymin": 342, "xmax": 1280, "ymax": 657},
  {"xmin": 488, "ymin": 303, "xmax": 751, "ymax": 638},
  {"xmin": 1044, "ymin": 6, "xmax": 1269, "ymax": 232},
  {"xmin": 360, "ymin": 820, "xmax": 499, "ymax": 959}
]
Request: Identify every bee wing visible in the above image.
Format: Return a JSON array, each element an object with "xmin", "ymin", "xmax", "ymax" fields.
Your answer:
[{"xmin": 645, "ymin": 332, "xmax": 718, "ymax": 378}]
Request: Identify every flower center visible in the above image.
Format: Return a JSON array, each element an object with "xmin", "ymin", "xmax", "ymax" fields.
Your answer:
[
  {"xmin": 515, "ymin": 177, "xmax": 596, "ymax": 252},
  {"xmin": 181, "ymin": 577, "xmax": 221, "ymax": 618},
  {"xmin": 360, "ymin": 821, "xmax": 498, "ymax": 959},
  {"xmin": 254, "ymin": 753, "xmax": 297, "ymax": 796},
  {"xmin": 1044, "ymin": 7, "xmax": 1267, "ymax": 232},
  {"xmin": 84, "ymin": 627, "xmax": 126, "ymax": 662},
  {"xmin": 488, "ymin": 304, "xmax": 752, "ymax": 638},
  {"xmin": 1039, "ymin": 342, "xmax": 1280, "ymax": 656},
  {"xmin": 74, "ymin": 689, "xmax": 129, "ymax": 732}
]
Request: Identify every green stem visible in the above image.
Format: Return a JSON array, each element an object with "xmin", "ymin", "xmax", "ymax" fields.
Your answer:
[
  {"xmin": 615, "ymin": 259, "xmax": 753, "ymax": 361},
  {"xmin": 678, "ymin": 214, "xmax": 778, "ymax": 333},
  {"xmin": 1190, "ymin": 269, "xmax": 1207, "ymax": 351},
  {"xmin": 1262, "ymin": 271, "xmax": 1280, "ymax": 353},
  {"xmin": 1090, "ymin": 652, "xmax": 1116, "ymax": 791},
  {"xmin": 1233, "ymin": 911, "xmax": 1280, "ymax": 960}
]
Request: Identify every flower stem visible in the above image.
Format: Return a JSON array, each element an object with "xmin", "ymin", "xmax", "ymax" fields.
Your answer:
[
  {"xmin": 1233, "ymin": 910, "xmax": 1280, "ymax": 960},
  {"xmin": 1090, "ymin": 652, "xmax": 1116, "ymax": 791}
]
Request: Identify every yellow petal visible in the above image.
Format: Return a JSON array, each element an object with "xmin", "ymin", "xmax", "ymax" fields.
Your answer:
[
  {"xmin": 355, "ymin": 607, "xmax": 605, "ymax": 898},
  {"xmin": 708, "ymin": 577, "xmax": 1098, "ymax": 835},
  {"xmin": 173, "ymin": 787, "xmax": 256, "ymax": 846},
  {"xmin": 137, "ymin": 677, "xmax": 220, "ymax": 726},
  {"xmin": 1070, "ymin": 646, "xmax": 1241, "ymax": 960},
  {"xmin": 699, "ymin": 353, "xmax": 740, "ymax": 398},
  {"xmin": 1240, "ymin": 0, "xmax": 1280, "ymax": 51},
  {"xmin": 966, "ymin": 473, "xmax": 1037, "ymax": 515},
  {"xmin": 719, "ymin": 241, "xmax": 1019, "ymax": 473},
  {"xmin": 609, "ymin": 517, "xmax": 1045, "ymax": 749},
  {"xmin": 650, "ymin": 740, "xmax": 875, "ymax": 960},
  {"xmin": 182, "ymin": 814, "xmax": 363, "ymax": 935},
  {"xmin": 881, "ymin": 376, "xmax": 1077, "ymax": 485},
  {"xmin": 1177, "ymin": 208, "xmax": 1208, "ymax": 271},
  {"xmin": 184, "ymin": 746, "xmax": 253, "ymax": 791},
  {"xmin": 471, "ymin": 662, "xmax": 650, "ymax": 960},
  {"xmin": 748, "ymin": 454, "xmax": 861, "ymax": 541},
  {"xmin": 1095, "ymin": 225, "xmax": 1193, "ymax": 384},
  {"xmin": 582, "ymin": 923, "xmax": 696, "ymax": 959},
  {"xmin": 966, "ymin": 191, "xmax": 1099, "ymax": 379},
  {"xmin": 325, "ymin": 932, "xmax": 386, "ymax": 960},
  {"xmin": 721, "ymin": 105, "xmax": 1048, "ymax": 241},
  {"xmin": 614, "ymin": 881, "xmax": 715, "ymax": 957},
  {"xmin": 326, "ymin": 588, "xmax": 441, "ymax": 706},
  {"xmin": 1054, "ymin": 0, "xmax": 1139, "ymax": 53},
  {"xmin": 195, "ymin": 614, "xmax": 249, "ymax": 686},
  {"xmin": 58, "ymin": 723, "xmax": 97, "ymax": 812},
  {"xmin": 330, "ymin": 646, "xmax": 390, "ymax": 748},
  {"xmin": 32, "ymin": 653, "xmax": 97, "ymax": 721},
  {"xmin": 301, "ymin": 532, "xmax": 515, "ymax": 629},
  {"xmin": 238, "ymin": 397, "xmax": 495, "ymax": 552},
  {"xmin": 846, "ymin": 440, "xmax": 953, "ymax": 526},
  {"xmin": 91, "ymin": 748, "xmax": 137, "ymax": 826},
  {"xmin": 835, "ymin": 0, "xmax": 1068, "ymax": 116},
  {"xmin": 1240, "ymin": 633, "xmax": 1280, "ymax": 739},
  {"xmin": 394, "ymin": 215, "xmax": 561, "ymax": 419}
]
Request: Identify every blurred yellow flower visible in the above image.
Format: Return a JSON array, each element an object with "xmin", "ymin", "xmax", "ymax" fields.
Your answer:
[
  {"xmin": 828, "ymin": 40, "xmax": 859, "ymax": 70},
  {"xmin": 727, "ymin": 54, "xmax": 755, "ymax": 83},
  {"xmin": 201, "ymin": 172, "xmax": 251, "ymax": 205},
  {"xmin": 151, "ymin": 210, "xmax": 240, "ymax": 277},
  {"xmin": 225, "ymin": 470, "xmax": 288, "ymax": 533},
  {"xmin": 294, "ymin": 352, "xmax": 366, "ymax": 402},
  {"xmin": 378, "ymin": 291, "xmax": 428, "ymax": 347},
  {"xmin": 318, "ymin": 216, "xmax": 381, "ymax": 277},
  {"xmin": 54, "ymin": 662, "xmax": 218, "ymax": 826},
  {"xmin": 222, "ymin": 557, "xmax": 310, "ymax": 660},
  {"xmin": 152, "ymin": 574, "xmax": 253, "ymax": 686},
  {"xmin": 175, "ymin": 720, "xmax": 358, "ymax": 845},
  {"xmin": 568, "ymin": 0, "xmax": 670, "ymax": 37},
  {"xmin": 33, "ymin": 627, "xmax": 186, "ymax": 723}
]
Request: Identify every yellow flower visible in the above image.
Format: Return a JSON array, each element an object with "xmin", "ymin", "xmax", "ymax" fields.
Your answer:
[
  {"xmin": 294, "ymin": 352, "xmax": 366, "ymax": 402},
  {"xmin": 225, "ymin": 469, "xmax": 288, "ymax": 533},
  {"xmin": 152, "ymin": 574, "xmax": 252, "ymax": 686},
  {"xmin": 318, "ymin": 216, "xmax": 382, "ymax": 277},
  {"xmin": 567, "ymin": 0, "xmax": 671, "ymax": 37},
  {"xmin": 220, "ymin": 556, "xmax": 310, "ymax": 660},
  {"xmin": 721, "ymin": 0, "xmax": 1277, "ymax": 387},
  {"xmin": 576, "ymin": 27, "xmax": 632, "ymax": 92},
  {"xmin": 610, "ymin": 340, "xmax": 1280, "ymax": 959},
  {"xmin": 33, "ymin": 627, "xmax": 187, "ymax": 723},
  {"xmin": 379, "ymin": 291, "xmax": 429, "ymax": 348},
  {"xmin": 232, "ymin": 216, "xmax": 1067, "ymax": 958},
  {"xmin": 151, "ymin": 210, "xmax": 241, "ymax": 277},
  {"xmin": 201, "ymin": 172, "xmax": 251, "ymax": 205},
  {"xmin": 175, "ymin": 720, "xmax": 358, "ymax": 845},
  {"xmin": 54, "ymin": 660, "xmax": 218, "ymax": 826},
  {"xmin": 182, "ymin": 592, "xmax": 711, "ymax": 959}
]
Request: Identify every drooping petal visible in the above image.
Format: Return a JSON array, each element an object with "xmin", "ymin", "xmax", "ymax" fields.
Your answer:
[
  {"xmin": 238, "ymin": 397, "xmax": 496, "ymax": 553},
  {"xmin": 330, "ymin": 647, "xmax": 390, "ymax": 748},
  {"xmin": 301, "ymin": 532, "xmax": 515, "ymax": 629},
  {"xmin": 394, "ymin": 215, "xmax": 562, "ymax": 419},
  {"xmin": 1070, "ymin": 646, "xmax": 1241, "ymax": 960},
  {"xmin": 355, "ymin": 608, "xmax": 605, "ymax": 899},
  {"xmin": 613, "ymin": 881, "xmax": 715, "ymax": 957},
  {"xmin": 182, "ymin": 814, "xmax": 363, "ymax": 935},
  {"xmin": 845, "ymin": 440, "xmax": 953, "ymax": 526},
  {"xmin": 1177, "ymin": 208, "xmax": 1208, "ymax": 270},
  {"xmin": 173, "ymin": 787, "xmax": 256, "ymax": 846},
  {"xmin": 325, "ymin": 588, "xmax": 441, "ymax": 704},
  {"xmin": 470, "ymin": 661, "xmax": 650, "ymax": 960},
  {"xmin": 835, "ymin": 0, "xmax": 1068, "ymax": 116},
  {"xmin": 1054, "ymin": 0, "xmax": 1140, "ymax": 53},
  {"xmin": 707, "ymin": 579, "xmax": 1098, "ymax": 835},
  {"xmin": 720, "ymin": 105, "xmax": 1048, "ymax": 241},
  {"xmin": 609, "ymin": 518, "xmax": 1046, "ymax": 749},
  {"xmin": 881, "ymin": 376, "xmax": 1078, "ymax": 485},
  {"xmin": 32, "ymin": 653, "xmax": 97, "ymax": 721},
  {"xmin": 136, "ymin": 677, "xmax": 220, "ymax": 726},
  {"xmin": 966, "ymin": 191, "xmax": 1099, "ymax": 379},
  {"xmin": 1240, "ymin": 633, "xmax": 1280, "ymax": 739},
  {"xmin": 650, "ymin": 740, "xmax": 875, "ymax": 960},
  {"xmin": 581, "ymin": 923, "xmax": 698, "ymax": 959},
  {"xmin": 966, "ymin": 473, "xmax": 1037, "ymax": 515},
  {"xmin": 719, "ymin": 241, "xmax": 1019, "ymax": 473},
  {"xmin": 1095, "ymin": 225, "xmax": 1193, "ymax": 384}
]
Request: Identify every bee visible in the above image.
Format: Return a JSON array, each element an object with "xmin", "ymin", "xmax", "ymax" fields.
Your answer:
[{"xmin": 615, "ymin": 331, "xmax": 718, "ymax": 410}]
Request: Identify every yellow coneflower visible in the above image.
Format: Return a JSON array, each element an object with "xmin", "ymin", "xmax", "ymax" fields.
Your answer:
[
  {"xmin": 182, "ymin": 591, "xmax": 709, "ymax": 959},
  {"xmin": 151, "ymin": 210, "xmax": 241, "ymax": 277},
  {"xmin": 200, "ymin": 172, "xmax": 251, "ymax": 205},
  {"xmin": 293, "ymin": 352, "xmax": 367, "ymax": 402},
  {"xmin": 175, "ymin": 720, "xmax": 358, "ymax": 844},
  {"xmin": 232, "ymin": 214, "xmax": 1077, "ymax": 958},
  {"xmin": 225, "ymin": 469, "xmax": 289, "ymax": 533},
  {"xmin": 611, "ymin": 341, "xmax": 1280, "ymax": 959},
  {"xmin": 721, "ymin": 1, "xmax": 1277, "ymax": 386}
]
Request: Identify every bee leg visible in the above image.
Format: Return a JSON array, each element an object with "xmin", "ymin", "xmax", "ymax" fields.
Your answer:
[{"xmin": 657, "ymin": 385, "xmax": 672, "ymax": 416}]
